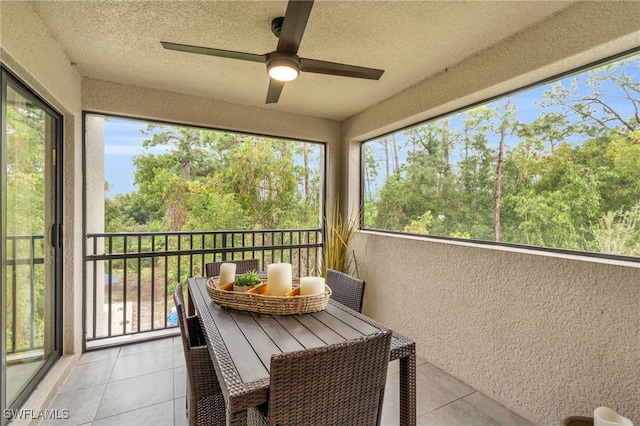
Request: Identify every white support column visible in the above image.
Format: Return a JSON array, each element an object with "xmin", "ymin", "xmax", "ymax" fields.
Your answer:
[{"xmin": 84, "ymin": 115, "xmax": 105, "ymax": 338}]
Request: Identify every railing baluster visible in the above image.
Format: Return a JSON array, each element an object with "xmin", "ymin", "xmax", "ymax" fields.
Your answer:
[
  {"xmin": 92, "ymin": 235, "xmax": 98, "ymax": 340},
  {"xmin": 29, "ymin": 235, "xmax": 36, "ymax": 349},
  {"xmin": 122, "ymin": 235, "xmax": 128, "ymax": 336},
  {"xmin": 297, "ymin": 231, "xmax": 302, "ymax": 276},
  {"xmin": 137, "ymin": 234, "xmax": 142, "ymax": 333},
  {"xmin": 162, "ymin": 234, "xmax": 169, "ymax": 328},
  {"xmin": 11, "ymin": 237, "xmax": 18, "ymax": 354},
  {"xmin": 81, "ymin": 228, "xmax": 321, "ymax": 344},
  {"xmin": 107, "ymin": 236, "xmax": 113, "ymax": 338},
  {"xmin": 150, "ymin": 235, "xmax": 156, "ymax": 330},
  {"xmin": 201, "ymin": 233, "xmax": 206, "ymax": 277},
  {"xmin": 189, "ymin": 233, "xmax": 194, "ymax": 278}
]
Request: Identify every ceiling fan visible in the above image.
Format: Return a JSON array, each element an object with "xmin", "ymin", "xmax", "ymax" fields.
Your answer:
[{"xmin": 161, "ymin": 0, "xmax": 384, "ymax": 104}]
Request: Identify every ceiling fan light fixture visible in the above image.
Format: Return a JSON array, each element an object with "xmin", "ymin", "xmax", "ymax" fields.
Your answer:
[
  {"xmin": 268, "ymin": 64, "xmax": 299, "ymax": 81},
  {"xmin": 266, "ymin": 53, "xmax": 301, "ymax": 82}
]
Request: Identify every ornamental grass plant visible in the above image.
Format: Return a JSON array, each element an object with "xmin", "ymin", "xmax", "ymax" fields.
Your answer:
[{"xmin": 321, "ymin": 199, "xmax": 360, "ymax": 277}]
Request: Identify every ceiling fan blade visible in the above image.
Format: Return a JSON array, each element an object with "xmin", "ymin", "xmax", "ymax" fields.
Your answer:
[
  {"xmin": 300, "ymin": 58, "xmax": 384, "ymax": 80},
  {"xmin": 161, "ymin": 41, "xmax": 266, "ymax": 63},
  {"xmin": 277, "ymin": 0, "xmax": 314, "ymax": 54},
  {"xmin": 266, "ymin": 79, "xmax": 286, "ymax": 104}
]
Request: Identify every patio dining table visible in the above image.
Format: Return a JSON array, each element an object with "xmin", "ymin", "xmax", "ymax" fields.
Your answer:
[{"xmin": 188, "ymin": 277, "xmax": 416, "ymax": 425}]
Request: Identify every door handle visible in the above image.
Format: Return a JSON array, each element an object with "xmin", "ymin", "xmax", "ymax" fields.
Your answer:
[{"xmin": 50, "ymin": 223, "xmax": 63, "ymax": 248}]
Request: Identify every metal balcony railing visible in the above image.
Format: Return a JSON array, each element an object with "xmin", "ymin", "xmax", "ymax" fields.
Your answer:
[
  {"xmin": 84, "ymin": 229, "xmax": 322, "ymax": 344},
  {"xmin": 6, "ymin": 234, "xmax": 45, "ymax": 356}
]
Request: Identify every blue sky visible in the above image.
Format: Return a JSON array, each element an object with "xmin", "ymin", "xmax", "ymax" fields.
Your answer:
[{"xmin": 103, "ymin": 117, "xmax": 166, "ymax": 197}]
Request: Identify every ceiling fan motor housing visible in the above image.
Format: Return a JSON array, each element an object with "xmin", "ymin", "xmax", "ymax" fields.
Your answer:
[
  {"xmin": 266, "ymin": 52, "xmax": 300, "ymax": 68},
  {"xmin": 266, "ymin": 51, "xmax": 301, "ymax": 81}
]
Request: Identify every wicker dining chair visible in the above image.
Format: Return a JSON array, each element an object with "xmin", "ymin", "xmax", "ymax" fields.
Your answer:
[
  {"xmin": 326, "ymin": 268, "xmax": 366, "ymax": 312},
  {"xmin": 247, "ymin": 329, "xmax": 392, "ymax": 426},
  {"xmin": 174, "ymin": 283, "xmax": 226, "ymax": 426},
  {"xmin": 205, "ymin": 259, "xmax": 260, "ymax": 277}
]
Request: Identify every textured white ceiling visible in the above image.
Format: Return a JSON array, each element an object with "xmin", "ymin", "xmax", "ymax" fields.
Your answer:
[{"xmin": 29, "ymin": 0, "xmax": 572, "ymax": 121}]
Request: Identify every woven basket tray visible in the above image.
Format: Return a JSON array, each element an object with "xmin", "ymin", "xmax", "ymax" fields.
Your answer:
[{"xmin": 206, "ymin": 276, "xmax": 331, "ymax": 315}]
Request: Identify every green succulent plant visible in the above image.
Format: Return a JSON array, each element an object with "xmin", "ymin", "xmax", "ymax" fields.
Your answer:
[{"xmin": 234, "ymin": 270, "xmax": 261, "ymax": 287}]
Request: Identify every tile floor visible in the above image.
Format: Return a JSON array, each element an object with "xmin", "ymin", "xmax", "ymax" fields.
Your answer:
[{"xmin": 41, "ymin": 336, "xmax": 534, "ymax": 425}]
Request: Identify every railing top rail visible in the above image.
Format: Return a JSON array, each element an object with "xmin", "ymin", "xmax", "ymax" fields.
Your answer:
[
  {"xmin": 86, "ymin": 228, "xmax": 322, "ymax": 238},
  {"xmin": 85, "ymin": 243, "xmax": 322, "ymax": 261}
]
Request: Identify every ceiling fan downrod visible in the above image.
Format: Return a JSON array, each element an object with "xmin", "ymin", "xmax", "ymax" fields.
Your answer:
[{"xmin": 271, "ymin": 17, "xmax": 284, "ymax": 38}]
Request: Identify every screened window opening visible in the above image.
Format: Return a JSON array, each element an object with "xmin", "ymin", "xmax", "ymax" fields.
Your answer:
[{"xmin": 362, "ymin": 52, "xmax": 640, "ymax": 258}]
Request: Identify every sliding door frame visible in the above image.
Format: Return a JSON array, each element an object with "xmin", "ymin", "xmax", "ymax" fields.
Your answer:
[{"xmin": 0, "ymin": 66, "xmax": 64, "ymax": 424}]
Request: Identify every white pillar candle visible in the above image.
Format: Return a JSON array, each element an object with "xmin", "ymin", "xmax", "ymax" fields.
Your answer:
[
  {"xmin": 300, "ymin": 277, "xmax": 326, "ymax": 296},
  {"xmin": 594, "ymin": 407, "xmax": 634, "ymax": 426},
  {"xmin": 218, "ymin": 263, "xmax": 236, "ymax": 286},
  {"xmin": 267, "ymin": 263, "xmax": 292, "ymax": 296}
]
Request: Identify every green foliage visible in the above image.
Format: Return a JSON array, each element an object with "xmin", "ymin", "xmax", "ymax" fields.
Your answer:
[
  {"xmin": 589, "ymin": 202, "xmax": 640, "ymax": 256},
  {"xmin": 6, "ymin": 88, "xmax": 48, "ymax": 352},
  {"xmin": 365, "ymin": 54, "xmax": 640, "ymax": 257},
  {"xmin": 404, "ymin": 211, "xmax": 433, "ymax": 235},
  {"xmin": 234, "ymin": 270, "xmax": 261, "ymax": 287},
  {"xmin": 183, "ymin": 179, "xmax": 248, "ymax": 231},
  {"xmin": 105, "ymin": 126, "xmax": 321, "ymax": 233}
]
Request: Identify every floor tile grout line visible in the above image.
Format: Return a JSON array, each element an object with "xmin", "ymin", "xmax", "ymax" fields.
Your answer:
[
  {"xmin": 93, "ymin": 345, "xmax": 176, "ymax": 422},
  {"xmin": 107, "ymin": 364, "xmax": 176, "ymax": 384},
  {"xmin": 106, "ymin": 345, "xmax": 176, "ymax": 384},
  {"xmin": 422, "ymin": 390, "xmax": 479, "ymax": 416},
  {"xmin": 461, "ymin": 391, "xmax": 534, "ymax": 426},
  {"xmin": 91, "ymin": 399, "xmax": 175, "ymax": 424},
  {"xmin": 91, "ymin": 347, "xmax": 121, "ymax": 423},
  {"xmin": 91, "ymin": 379, "xmax": 110, "ymax": 423},
  {"xmin": 105, "ymin": 346, "xmax": 122, "ymax": 384},
  {"xmin": 92, "ymin": 375, "xmax": 176, "ymax": 422}
]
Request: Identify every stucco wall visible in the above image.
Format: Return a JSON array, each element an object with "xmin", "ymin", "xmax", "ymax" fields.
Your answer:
[
  {"xmin": 1, "ymin": 0, "xmax": 83, "ymax": 421},
  {"xmin": 342, "ymin": 2, "xmax": 640, "ymax": 425},
  {"xmin": 353, "ymin": 232, "xmax": 640, "ymax": 425}
]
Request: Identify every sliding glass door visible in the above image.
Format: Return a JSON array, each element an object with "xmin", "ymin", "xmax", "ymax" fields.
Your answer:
[{"xmin": 1, "ymin": 68, "xmax": 62, "ymax": 422}]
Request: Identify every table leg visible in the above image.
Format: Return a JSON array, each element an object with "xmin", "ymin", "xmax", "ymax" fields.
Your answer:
[
  {"xmin": 187, "ymin": 286, "xmax": 196, "ymax": 317},
  {"xmin": 399, "ymin": 353, "xmax": 417, "ymax": 426}
]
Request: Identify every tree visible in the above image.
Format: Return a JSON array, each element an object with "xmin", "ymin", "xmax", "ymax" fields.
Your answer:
[
  {"xmin": 589, "ymin": 201, "xmax": 640, "ymax": 256},
  {"xmin": 111, "ymin": 124, "xmax": 321, "ymax": 233},
  {"xmin": 5, "ymin": 92, "xmax": 48, "ymax": 351},
  {"xmin": 366, "ymin": 53, "xmax": 640, "ymax": 256},
  {"xmin": 217, "ymin": 137, "xmax": 308, "ymax": 229},
  {"xmin": 183, "ymin": 179, "xmax": 248, "ymax": 231},
  {"xmin": 538, "ymin": 57, "xmax": 640, "ymax": 138}
]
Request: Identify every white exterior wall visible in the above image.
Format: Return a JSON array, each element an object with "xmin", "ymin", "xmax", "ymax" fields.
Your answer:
[{"xmin": 342, "ymin": 2, "xmax": 640, "ymax": 425}]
